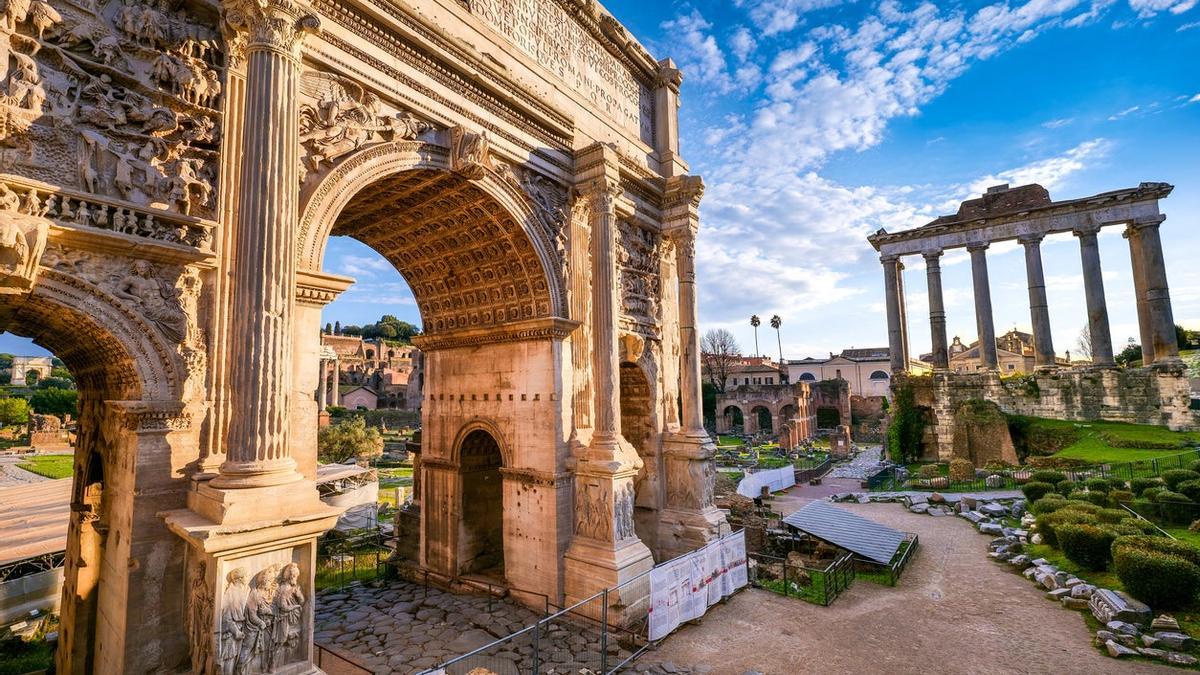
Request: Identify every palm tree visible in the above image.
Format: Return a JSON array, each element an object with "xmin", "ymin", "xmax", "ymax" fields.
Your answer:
[
  {"xmin": 750, "ymin": 315, "xmax": 761, "ymax": 357},
  {"xmin": 770, "ymin": 315, "xmax": 783, "ymax": 363}
]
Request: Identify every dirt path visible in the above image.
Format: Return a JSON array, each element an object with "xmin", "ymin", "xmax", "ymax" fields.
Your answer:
[{"xmin": 649, "ymin": 502, "xmax": 1170, "ymax": 675}]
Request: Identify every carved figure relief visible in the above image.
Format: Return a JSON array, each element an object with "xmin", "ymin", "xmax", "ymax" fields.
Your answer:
[
  {"xmin": 448, "ymin": 125, "xmax": 490, "ymax": 180},
  {"xmin": 496, "ymin": 161, "xmax": 569, "ymax": 289},
  {"xmin": 617, "ymin": 221, "xmax": 661, "ymax": 337},
  {"xmin": 0, "ymin": 182, "xmax": 48, "ymax": 292},
  {"xmin": 111, "ymin": 259, "xmax": 187, "ymax": 342},
  {"xmin": 575, "ymin": 481, "xmax": 612, "ymax": 542},
  {"xmin": 614, "ymin": 481, "xmax": 635, "ymax": 541},
  {"xmin": 0, "ymin": 0, "xmax": 223, "ymax": 218},
  {"xmin": 219, "ymin": 567, "xmax": 249, "ymax": 675},
  {"xmin": 298, "ymin": 71, "xmax": 432, "ymax": 181},
  {"xmin": 187, "ymin": 559, "xmax": 214, "ymax": 675}
]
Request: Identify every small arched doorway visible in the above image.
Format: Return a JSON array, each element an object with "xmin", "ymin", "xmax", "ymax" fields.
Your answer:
[
  {"xmin": 458, "ymin": 429, "xmax": 505, "ymax": 579},
  {"xmin": 619, "ymin": 362, "xmax": 655, "ymax": 551},
  {"xmin": 721, "ymin": 405, "xmax": 744, "ymax": 433},
  {"xmin": 752, "ymin": 406, "xmax": 773, "ymax": 434}
]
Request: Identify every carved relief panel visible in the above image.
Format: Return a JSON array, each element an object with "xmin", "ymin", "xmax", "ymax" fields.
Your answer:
[
  {"xmin": 617, "ymin": 220, "xmax": 660, "ymax": 339},
  {"xmin": 0, "ymin": 0, "xmax": 223, "ymax": 218},
  {"xmin": 213, "ymin": 546, "xmax": 312, "ymax": 675}
]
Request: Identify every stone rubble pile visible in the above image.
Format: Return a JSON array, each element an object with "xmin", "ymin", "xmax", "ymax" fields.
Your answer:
[
  {"xmin": 829, "ymin": 491, "xmax": 1027, "ymax": 531},
  {"xmin": 985, "ymin": 529, "xmax": 1200, "ymax": 666}
]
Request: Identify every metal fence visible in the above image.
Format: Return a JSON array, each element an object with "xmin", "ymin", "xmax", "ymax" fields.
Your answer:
[
  {"xmin": 853, "ymin": 532, "xmax": 919, "ymax": 586},
  {"xmin": 314, "ymin": 642, "xmax": 374, "ymax": 674},
  {"xmin": 869, "ymin": 448, "xmax": 1200, "ymax": 493},
  {"xmin": 421, "ymin": 531, "xmax": 748, "ymax": 675},
  {"xmin": 1119, "ymin": 498, "xmax": 1200, "ymax": 530},
  {"xmin": 747, "ymin": 550, "xmax": 855, "ymax": 606}
]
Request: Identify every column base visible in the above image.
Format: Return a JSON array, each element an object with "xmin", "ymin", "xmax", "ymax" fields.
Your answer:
[
  {"xmin": 563, "ymin": 535, "xmax": 654, "ymax": 625},
  {"xmin": 657, "ymin": 506, "xmax": 729, "ymax": 561},
  {"xmin": 189, "ymin": 477, "xmax": 336, "ymax": 528}
]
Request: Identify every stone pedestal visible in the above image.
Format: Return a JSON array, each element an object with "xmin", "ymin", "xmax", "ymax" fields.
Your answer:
[
  {"xmin": 658, "ymin": 433, "xmax": 727, "ymax": 560},
  {"xmin": 164, "ymin": 494, "xmax": 340, "ymax": 675}
]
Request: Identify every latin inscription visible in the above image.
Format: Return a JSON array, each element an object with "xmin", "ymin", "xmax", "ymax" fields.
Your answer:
[{"xmin": 471, "ymin": 0, "xmax": 654, "ymax": 144}]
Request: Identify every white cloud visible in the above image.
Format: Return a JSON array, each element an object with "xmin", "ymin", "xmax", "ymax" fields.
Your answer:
[
  {"xmin": 729, "ymin": 26, "xmax": 757, "ymax": 62},
  {"xmin": 1128, "ymin": 0, "xmax": 1197, "ymax": 17},
  {"xmin": 1108, "ymin": 105, "xmax": 1141, "ymax": 120},
  {"xmin": 740, "ymin": 0, "xmax": 849, "ymax": 36},
  {"xmin": 660, "ymin": 10, "xmax": 750, "ymax": 94},
  {"xmin": 965, "ymin": 138, "xmax": 1113, "ymax": 195},
  {"xmin": 1179, "ymin": 19, "xmax": 1200, "ymax": 28},
  {"xmin": 1190, "ymin": 93, "xmax": 1200, "ymax": 103},
  {"xmin": 1042, "ymin": 117, "xmax": 1075, "ymax": 128}
]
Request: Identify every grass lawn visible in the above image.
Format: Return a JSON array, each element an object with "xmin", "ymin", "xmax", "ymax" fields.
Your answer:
[
  {"xmin": 717, "ymin": 435, "xmax": 744, "ymax": 447},
  {"xmin": 316, "ymin": 549, "xmax": 387, "ymax": 590},
  {"xmin": 1029, "ymin": 418, "xmax": 1200, "ymax": 464},
  {"xmin": 0, "ymin": 638, "xmax": 54, "ymax": 675},
  {"xmin": 17, "ymin": 453, "xmax": 73, "ymax": 479}
]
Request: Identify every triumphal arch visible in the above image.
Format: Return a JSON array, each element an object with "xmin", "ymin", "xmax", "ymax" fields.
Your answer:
[{"xmin": 0, "ymin": 0, "xmax": 725, "ymax": 670}]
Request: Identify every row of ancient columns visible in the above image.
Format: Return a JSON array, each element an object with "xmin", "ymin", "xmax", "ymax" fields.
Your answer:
[{"xmin": 882, "ymin": 217, "xmax": 1178, "ymax": 373}]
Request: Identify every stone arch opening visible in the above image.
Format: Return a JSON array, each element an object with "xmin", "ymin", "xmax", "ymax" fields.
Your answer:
[
  {"xmin": 817, "ymin": 407, "xmax": 842, "ymax": 429},
  {"xmin": 456, "ymin": 428, "xmax": 505, "ymax": 579},
  {"xmin": 619, "ymin": 361, "xmax": 654, "ymax": 549},
  {"xmin": 798, "ymin": 372, "xmax": 816, "ymax": 382},
  {"xmin": 721, "ymin": 405, "xmax": 744, "ymax": 434},
  {"xmin": 0, "ymin": 271, "xmax": 190, "ymax": 675},
  {"xmin": 751, "ymin": 406, "xmax": 773, "ymax": 434},
  {"xmin": 780, "ymin": 404, "xmax": 797, "ymax": 422}
]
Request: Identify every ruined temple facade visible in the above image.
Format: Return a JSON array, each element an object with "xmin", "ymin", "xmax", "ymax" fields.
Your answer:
[
  {"xmin": 0, "ymin": 0, "xmax": 725, "ymax": 672},
  {"xmin": 869, "ymin": 183, "xmax": 1196, "ymax": 460}
]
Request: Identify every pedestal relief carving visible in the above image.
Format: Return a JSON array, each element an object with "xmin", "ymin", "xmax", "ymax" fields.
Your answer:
[{"xmin": 214, "ymin": 558, "xmax": 308, "ymax": 675}]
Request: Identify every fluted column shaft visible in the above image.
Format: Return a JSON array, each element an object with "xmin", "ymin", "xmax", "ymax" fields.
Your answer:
[
  {"xmin": 331, "ymin": 359, "xmax": 340, "ymax": 406},
  {"xmin": 1074, "ymin": 225, "xmax": 1114, "ymax": 366},
  {"xmin": 968, "ymin": 244, "xmax": 999, "ymax": 370},
  {"xmin": 215, "ymin": 2, "xmax": 318, "ymax": 488},
  {"xmin": 672, "ymin": 227, "xmax": 705, "ymax": 435},
  {"xmin": 1020, "ymin": 234, "xmax": 1056, "ymax": 367},
  {"xmin": 1131, "ymin": 217, "xmax": 1179, "ymax": 363},
  {"xmin": 923, "ymin": 250, "xmax": 948, "ymax": 369},
  {"xmin": 587, "ymin": 181, "xmax": 624, "ymax": 445},
  {"xmin": 1124, "ymin": 226, "xmax": 1156, "ymax": 365},
  {"xmin": 882, "ymin": 255, "xmax": 905, "ymax": 373}
]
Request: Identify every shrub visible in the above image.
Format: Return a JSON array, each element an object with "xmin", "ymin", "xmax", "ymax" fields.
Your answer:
[
  {"xmin": 1096, "ymin": 508, "xmax": 1129, "ymax": 524},
  {"xmin": 1110, "ymin": 489, "xmax": 1134, "ymax": 504},
  {"xmin": 1056, "ymin": 480, "xmax": 1075, "ymax": 496},
  {"xmin": 1176, "ymin": 480, "xmax": 1200, "ymax": 503},
  {"xmin": 1107, "ymin": 477, "xmax": 1129, "ymax": 490},
  {"xmin": 1022, "ymin": 481, "xmax": 1056, "ymax": 503},
  {"xmin": 1031, "ymin": 494, "xmax": 1067, "ymax": 515},
  {"xmin": 1131, "ymin": 477, "xmax": 1164, "ymax": 497},
  {"xmin": 1113, "ymin": 535, "xmax": 1200, "ymax": 564},
  {"xmin": 1190, "ymin": 459, "xmax": 1200, "ymax": 475},
  {"xmin": 1113, "ymin": 519, "xmax": 1160, "ymax": 536},
  {"xmin": 1058, "ymin": 523, "xmax": 1118, "ymax": 570},
  {"xmin": 1031, "ymin": 470, "xmax": 1067, "ymax": 485},
  {"xmin": 1037, "ymin": 507, "xmax": 1100, "ymax": 548},
  {"xmin": 1142, "ymin": 487, "xmax": 1167, "ymax": 502},
  {"xmin": 1113, "ymin": 543, "xmax": 1200, "ymax": 610},
  {"xmin": 1084, "ymin": 478, "xmax": 1111, "ymax": 493},
  {"xmin": 1155, "ymin": 491, "xmax": 1195, "ymax": 525},
  {"xmin": 1066, "ymin": 490, "xmax": 1090, "ymax": 502},
  {"xmin": 949, "ymin": 458, "xmax": 974, "ymax": 482},
  {"xmin": 1193, "ymin": 519, "xmax": 1200, "ymax": 533},
  {"xmin": 1086, "ymin": 491, "xmax": 1112, "ymax": 507},
  {"xmin": 1162, "ymin": 469, "xmax": 1200, "ymax": 491},
  {"xmin": 917, "ymin": 464, "xmax": 941, "ymax": 479}
]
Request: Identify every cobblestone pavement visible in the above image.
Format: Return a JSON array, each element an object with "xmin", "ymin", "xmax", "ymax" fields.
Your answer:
[
  {"xmin": 826, "ymin": 446, "xmax": 885, "ymax": 480},
  {"xmin": 314, "ymin": 580, "xmax": 710, "ymax": 674}
]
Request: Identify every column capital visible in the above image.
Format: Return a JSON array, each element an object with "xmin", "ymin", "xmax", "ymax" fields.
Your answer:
[
  {"xmin": 1073, "ymin": 221, "xmax": 1103, "ymax": 238},
  {"xmin": 880, "ymin": 253, "xmax": 902, "ymax": 265},
  {"xmin": 966, "ymin": 241, "xmax": 989, "ymax": 253},
  {"xmin": 223, "ymin": 0, "xmax": 320, "ymax": 58},
  {"xmin": 1129, "ymin": 214, "xmax": 1167, "ymax": 231},
  {"xmin": 574, "ymin": 177, "xmax": 623, "ymax": 213},
  {"xmin": 921, "ymin": 249, "xmax": 943, "ymax": 265},
  {"xmin": 1017, "ymin": 232, "xmax": 1045, "ymax": 245}
]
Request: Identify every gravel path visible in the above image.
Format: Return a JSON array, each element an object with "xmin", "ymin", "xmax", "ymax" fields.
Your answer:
[
  {"xmin": 826, "ymin": 446, "xmax": 886, "ymax": 480},
  {"xmin": 0, "ymin": 456, "xmax": 50, "ymax": 487},
  {"xmin": 648, "ymin": 502, "xmax": 1171, "ymax": 675}
]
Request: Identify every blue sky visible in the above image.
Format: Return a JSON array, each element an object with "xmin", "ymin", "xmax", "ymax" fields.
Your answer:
[{"xmin": 5, "ymin": 0, "xmax": 1197, "ymax": 361}]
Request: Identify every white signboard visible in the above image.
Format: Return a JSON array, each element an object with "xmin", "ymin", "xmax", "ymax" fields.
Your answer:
[{"xmin": 648, "ymin": 530, "xmax": 748, "ymax": 641}]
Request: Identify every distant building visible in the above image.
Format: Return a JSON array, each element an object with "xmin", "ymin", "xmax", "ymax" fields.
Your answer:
[
  {"xmin": 937, "ymin": 329, "xmax": 1070, "ymax": 374},
  {"xmin": 10, "ymin": 356, "xmax": 53, "ymax": 384},
  {"xmin": 723, "ymin": 356, "xmax": 786, "ymax": 390},
  {"xmin": 786, "ymin": 348, "xmax": 927, "ymax": 399},
  {"xmin": 318, "ymin": 334, "xmax": 423, "ymax": 410}
]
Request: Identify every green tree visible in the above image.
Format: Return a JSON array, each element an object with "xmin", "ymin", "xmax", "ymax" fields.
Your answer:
[
  {"xmin": 0, "ymin": 397, "xmax": 30, "ymax": 425},
  {"xmin": 1116, "ymin": 339, "xmax": 1143, "ymax": 367},
  {"xmin": 38, "ymin": 377, "xmax": 75, "ymax": 390},
  {"xmin": 1177, "ymin": 324, "xmax": 1196, "ymax": 350},
  {"xmin": 0, "ymin": 353, "xmax": 12, "ymax": 370},
  {"xmin": 50, "ymin": 366, "xmax": 73, "ymax": 380},
  {"xmin": 29, "ymin": 387, "xmax": 78, "ymax": 416},
  {"xmin": 318, "ymin": 416, "xmax": 384, "ymax": 465},
  {"xmin": 24, "ymin": 370, "xmax": 39, "ymax": 386}
]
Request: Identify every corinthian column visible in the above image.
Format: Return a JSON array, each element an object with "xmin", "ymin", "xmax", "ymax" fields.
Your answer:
[
  {"xmin": 212, "ymin": 0, "xmax": 320, "ymax": 489},
  {"xmin": 968, "ymin": 243, "xmax": 999, "ymax": 370},
  {"xmin": 1124, "ymin": 225, "xmax": 1156, "ymax": 365},
  {"xmin": 1074, "ymin": 223, "xmax": 1114, "ymax": 366},
  {"xmin": 659, "ymin": 175, "xmax": 726, "ymax": 561},
  {"xmin": 1129, "ymin": 216, "xmax": 1179, "ymax": 364},
  {"xmin": 881, "ymin": 255, "xmax": 905, "ymax": 373},
  {"xmin": 1019, "ymin": 233, "xmax": 1056, "ymax": 368},
  {"xmin": 923, "ymin": 250, "xmax": 948, "ymax": 370},
  {"xmin": 564, "ymin": 144, "xmax": 653, "ymax": 616}
]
